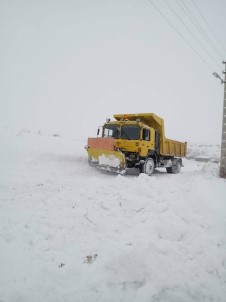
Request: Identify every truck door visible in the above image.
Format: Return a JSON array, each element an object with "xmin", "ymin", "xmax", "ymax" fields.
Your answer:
[{"xmin": 140, "ymin": 128, "xmax": 155, "ymax": 157}]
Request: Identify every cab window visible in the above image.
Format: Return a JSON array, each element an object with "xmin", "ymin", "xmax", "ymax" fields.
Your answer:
[
  {"xmin": 121, "ymin": 125, "xmax": 140, "ymax": 140},
  {"xmin": 142, "ymin": 128, "xmax": 150, "ymax": 141},
  {"xmin": 103, "ymin": 124, "xmax": 120, "ymax": 138}
]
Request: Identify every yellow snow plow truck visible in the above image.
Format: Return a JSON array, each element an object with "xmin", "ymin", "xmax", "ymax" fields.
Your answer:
[{"xmin": 85, "ymin": 113, "xmax": 187, "ymax": 175}]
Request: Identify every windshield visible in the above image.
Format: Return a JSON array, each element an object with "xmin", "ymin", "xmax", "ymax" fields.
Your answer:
[
  {"xmin": 121, "ymin": 125, "xmax": 140, "ymax": 140},
  {"xmin": 103, "ymin": 124, "xmax": 120, "ymax": 139}
]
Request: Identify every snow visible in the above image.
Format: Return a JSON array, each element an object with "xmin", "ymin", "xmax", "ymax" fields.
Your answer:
[
  {"xmin": 98, "ymin": 154, "xmax": 121, "ymax": 168},
  {"xmin": 0, "ymin": 127, "xmax": 226, "ymax": 302},
  {"xmin": 187, "ymin": 143, "xmax": 221, "ymax": 163}
]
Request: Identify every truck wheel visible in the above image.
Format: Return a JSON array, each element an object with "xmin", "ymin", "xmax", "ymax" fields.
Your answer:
[
  {"xmin": 143, "ymin": 158, "xmax": 155, "ymax": 176},
  {"xmin": 166, "ymin": 167, "xmax": 172, "ymax": 173},
  {"xmin": 166, "ymin": 160, "xmax": 181, "ymax": 174}
]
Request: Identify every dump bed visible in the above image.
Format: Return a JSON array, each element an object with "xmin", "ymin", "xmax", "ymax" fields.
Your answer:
[
  {"xmin": 163, "ymin": 138, "xmax": 187, "ymax": 157},
  {"xmin": 114, "ymin": 113, "xmax": 187, "ymax": 157}
]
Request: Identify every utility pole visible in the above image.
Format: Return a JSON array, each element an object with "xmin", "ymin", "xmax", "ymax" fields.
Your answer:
[
  {"xmin": 220, "ymin": 61, "xmax": 226, "ymax": 178},
  {"xmin": 213, "ymin": 61, "xmax": 226, "ymax": 178}
]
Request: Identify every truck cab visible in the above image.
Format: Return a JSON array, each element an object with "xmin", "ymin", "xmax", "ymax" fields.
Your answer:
[{"xmin": 102, "ymin": 120, "xmax": 156, "ymax": 157}]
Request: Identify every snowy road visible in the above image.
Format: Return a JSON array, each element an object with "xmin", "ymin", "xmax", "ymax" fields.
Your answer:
[{"xmin": 0, "ymin": 128, "xmax": 226, "ymax": 302}]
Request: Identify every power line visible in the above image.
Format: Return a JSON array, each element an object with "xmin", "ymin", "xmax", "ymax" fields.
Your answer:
[
  {"xmin": 147, "ymin": 0, "xmax": 215, "ymax": 72},
  {"xmin": 162, "ymin": 0, "xmax": 221, "ymax": 69},
  {"xmin": 175, "ymin": 0, "xmax": 224, "ymax": 60},
  {"xmin": 190, "ymin": 0, "xmax": 226, "ymax": 54}
]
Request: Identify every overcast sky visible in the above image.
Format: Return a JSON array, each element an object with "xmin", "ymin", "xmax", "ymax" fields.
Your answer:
[{"xmin": 1, "ymin": 0, "xmax": 226, "ymax": 144}]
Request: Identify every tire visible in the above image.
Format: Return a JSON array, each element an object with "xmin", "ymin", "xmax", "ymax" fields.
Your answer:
[
  {"xmin": 143, "ymin": 158, "xmax": 155, "ymax": 176},
  {"xmin": 166, "ymin": 159, "xmax": 181, "ymax": 174},
  {"xmin": 166, "ymin": 167, "xmax": 172, "ymax": 173}
]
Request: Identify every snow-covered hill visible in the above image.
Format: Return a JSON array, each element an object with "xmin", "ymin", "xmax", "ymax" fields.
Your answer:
[{"xmin": 0, "ymin": 128, "xmax": 226, "ymax": 302}]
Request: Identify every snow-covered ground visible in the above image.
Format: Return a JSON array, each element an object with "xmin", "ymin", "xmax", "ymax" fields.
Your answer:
[{"xmin": 0, "ymin": 127, "xmax": 226, "ymax": 302}]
